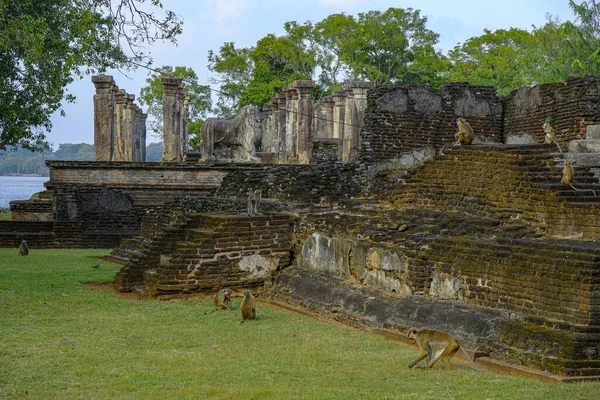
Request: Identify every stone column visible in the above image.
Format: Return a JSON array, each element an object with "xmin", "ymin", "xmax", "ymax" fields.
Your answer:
[
  {"xmin": 294, "ymin": 80, "xmax": 316, "ymax": 164},
  {"xmin": 276, "ymin": 94, "xmax": 287, "ymax": 163},
  {"xmin": 332, "ymin": 91, "xmax": 347, "ymax": 160},
  {"xmin": 161, "ymin": 77, "xmax": 183, "ymax": 162},
  {"xmin": 284, "ymin": 86, "xmax": 296, "ymax": 163},
  {"xmin": 182, "ymin": 92, "xmax": 190, "ymax": 154},
  {"xmin": 348, "ymin": 82, "xmax": 370, "ymax": 163},
  {"xmin": 332, "ymin": 91, "xmax": 347, "ymax": 140},
  {"xmin": 92, "ymin": 75, "xmax": 115, "ymax": 161},
  {"xmin": 341, "ymin": 87, "xmax": 355, "ymax": 164},
  {"xmin": 177, "ymin": 83, "xmax": 185, "ymax": 156},
  {"xmin": 140, "ymin": 113, "xmax": 148, "ymax": 162},
  {"xmin": 123, "ymin": 93, "xmax": 136, "ymax": 161},
  {"xmin": 320, "ymin": 96, "xmax": 335, "ymax": 139},
  {"xmin": 132, "ymin": 104, "xmax": 142, "ymax": 162},
  {"xmin": 112, "ymin": 89, "xmax": 127, "ymax": 161}
]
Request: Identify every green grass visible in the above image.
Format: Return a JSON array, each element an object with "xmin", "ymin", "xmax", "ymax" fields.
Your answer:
[
  {"xmin": 1, "ymin": 249, "xmax": 599, "ymax": 399},
  {"xmin": 0, "ymin": 210, "xmax": 12, "ymax": 220}
]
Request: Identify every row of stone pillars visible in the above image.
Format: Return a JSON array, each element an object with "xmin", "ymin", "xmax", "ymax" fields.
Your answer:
[
  {"xmin": 260, "ymin": 80, "xmax": 316, "ymax": 164},
  {"xmin": 92, "ymin": 75, "xmax": 147, "ymax": 162},
  {"xmin": 261, "ymin": 81, "xmax": 370, "ymax": 164},
  {"xmin": 92, "ymin": 75, "xmax": 190, "ymax": 163}
]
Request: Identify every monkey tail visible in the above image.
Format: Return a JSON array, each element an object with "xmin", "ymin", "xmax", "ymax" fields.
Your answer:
[
  {"xmin": 569, "ymin": 183, "xmax": 597, "ymax": 197},
  {"xmin": 552, "ymin": 140, "xmax": 564, "ymax": 156},
  {"xmin": 459, "ymin": 344, "xmax": 485, "ymax": 373}
]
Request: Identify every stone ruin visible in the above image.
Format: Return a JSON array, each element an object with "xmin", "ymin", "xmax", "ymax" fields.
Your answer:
[
  {"xmin": 4, "ymin": 76, "xmax": 600, "ymax": 379},
  {"xmin": 92, "ymin": 75, "xmax": 148, "ymax": 162}
]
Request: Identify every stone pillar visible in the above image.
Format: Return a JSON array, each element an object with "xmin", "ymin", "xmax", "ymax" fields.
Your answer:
[
  {"xmin": 92, "ymin": 75, "xmax": 115, "ymax": 161},
  {"xmin": 341, "ymin": 87, "xmax": 355, "ymax": 164},
  {"xmin": 112, "ymin": 89, "xmax": 127, "ymax": 161},
  {"xmin": 140, "ymin": 113, "xmax": 147, "ymax": 162},
  {"xmin": 284, "ymin": 86, "xmax": 296, "ymax": 162},
  {"xmin": 294, "ymin": 80, "xmax": 316, "ymax": 164},
  {"xmin": 182, "ymin": 92, "xmax": 190, "ymax": 154},
  {"xmin": 177, "ymin": 83, "xmax": 185, "ymax": 156},
  {"xmin": 261, "ymin": 102, "xmax": 271, "ymax": 153},
  {"xmin": 122, "ymin": 93, "xmax": 136, "ymax": 161},
  {"xmin": 132, "ymin": 104, "xmax": 142, "ymax": 162},
  {"xmin": 332, "ymin": 91, "xmax": 347, "ymax": 160},
  {"xmin": 276, "ymin": 94, "xmax": 287, "ymax": 163},
  {"xmin": 332, "ymin": 91, "xmax": 347, "ymax": 140},
  {"xmin": 161, "ymin": 77, "xmax": 183, "ymax": 162},
  {"xmin": 348, "ymin": 82, "xmax": 370, "ymax": 163},
  {"xmin": 319, "ymin": 96, "xmax": 334, "ymax": 138}
]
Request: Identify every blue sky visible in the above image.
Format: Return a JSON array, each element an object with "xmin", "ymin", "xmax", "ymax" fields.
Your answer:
[{"xmin": 49, "ymin": 0, "xmax": 576, "ymax": 147}]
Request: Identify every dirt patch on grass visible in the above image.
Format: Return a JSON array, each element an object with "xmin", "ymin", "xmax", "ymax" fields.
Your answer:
[{"xmin": 80, "ymin": 281, "xmax": 140, "ymax": 300}]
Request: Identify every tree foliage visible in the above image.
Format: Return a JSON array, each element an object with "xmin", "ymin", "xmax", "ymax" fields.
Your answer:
[
  {"xmin": 0, "ymin": 0, "xmax": 181, "ymax": 152},
  {"xmin": 138, "ymin": 66, "xmax": 212, "ymax": 150},
  {"xmin": 208, "ymin": 7, "xmax": 446, "ymax": 116},
  {"xmin": 208, "ymin": 30, "xmax": 315, "ymax": 117},
  {"xmin": 447, "ymin": 13, "xmax": 600, "ymax": 96}
]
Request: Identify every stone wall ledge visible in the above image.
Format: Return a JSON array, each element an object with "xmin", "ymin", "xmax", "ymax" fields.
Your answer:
[{"xmin": 271, "ymin": 266, "xmax": 600, "ymax": 377}]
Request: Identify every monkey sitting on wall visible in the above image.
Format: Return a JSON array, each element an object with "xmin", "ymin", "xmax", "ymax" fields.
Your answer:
[
  {"xmin": 18, "ymin": 240, "xmax": 29, "ymax": 256},
  {"xmin": 240, "ymin": 289, "xmax": 256, "ymax": 323},
  {"xmin": 247, "ymin": 190, "xmax": 262, "ymax": 216},
  {"xmin": 455, "ymin": 118, "xmax": 474, "ymax": 146},
  {"xmin": 407, "ymin": 327, "xmax": 484, "ymax": 372}
]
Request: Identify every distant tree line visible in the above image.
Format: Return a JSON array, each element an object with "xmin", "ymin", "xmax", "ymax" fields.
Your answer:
[
  {"xmin": 5, "ymin": 1, "xmax": 600, "ymax": 153},
  {"xmin": 0, "ymin": 142, "xmax": 163, "ymax": 176}
]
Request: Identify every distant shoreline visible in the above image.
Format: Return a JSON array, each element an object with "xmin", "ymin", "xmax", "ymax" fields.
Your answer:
[{"xmin": 0, "ymin": 174, "xmax": 48, "ymax": 177}]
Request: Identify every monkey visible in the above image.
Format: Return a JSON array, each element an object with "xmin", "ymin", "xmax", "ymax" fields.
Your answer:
[
  {"xmin": 407, "ymin": 327, "xmax": 485, "ymax": 373},
  {"xmin": 203, "ymin": 288, "xmax": 233, "ymax": 314},
  {"xmin": 542, "ymin": 121, "xmax": 564, "ymax": 156},
  {"xmin": 455, "ymin": 118, "xmax": 474, "ymax": 146},
  {"xmin": 562, "ymin": 160, "xmax": 597, "ymax": 196},
  {"xmin": 247, "ymin": 189, "xmax": 262, "ymax": 216},
  {"xmin": 18, "ymin": 240, "xmax": 29, "ymax": 256},
  {"xmin": 240, "ymin": 289, "xmax": 256, "ymax": 323},
  {"xmin": 214, "ymin": 288, "xmax": 232, "ymax": 311}
]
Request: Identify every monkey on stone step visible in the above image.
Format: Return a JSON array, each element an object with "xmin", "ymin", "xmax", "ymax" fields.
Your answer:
[
  {"xmin": 240, "ymin": 289, "xmax": 256, "ymax": 323},
  {"xmin": 407, "ymin": 327, "xmax": 485, "ymax": 373},
  {"xmin": 543, "ymin": 121, "xmax": 564, "ymax": 156},
  {"xmin": 247, "ymin": 189, "xmax": 262, "ymax": 216},
  {"xmin": 18, "ymin": 240, "xmax": 29, "ymax": 256},
  {"xmin": 455, "ymin": 118, "xmax": 474, "ymax": 146},
  {"xmin": 562, "ymin": 160, "xmax": 597, "ymax": 197}
]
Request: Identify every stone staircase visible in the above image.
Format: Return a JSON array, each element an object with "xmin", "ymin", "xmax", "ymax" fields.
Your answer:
[
  {"xmin": 380, "ymin": 144, "xmax": 600, "ymax": 239},
  {"xmin": 113, "ymin": 212, "xmax": 294, "ymax": 297}
]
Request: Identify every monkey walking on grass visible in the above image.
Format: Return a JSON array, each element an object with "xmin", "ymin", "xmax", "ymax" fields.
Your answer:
[{"xmin": 407, "ymin": 327, "xmax": 485, "ymax": 373}]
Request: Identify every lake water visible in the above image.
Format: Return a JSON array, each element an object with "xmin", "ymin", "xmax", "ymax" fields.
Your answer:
[{"xmin": 0, "ymin": 176, "xmax": 48, "ymax": 208}]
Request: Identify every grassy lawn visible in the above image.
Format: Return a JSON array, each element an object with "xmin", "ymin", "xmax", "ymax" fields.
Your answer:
[{"xmin": 1, "ymin": 248, "xmax": 599, "ymax": 399}]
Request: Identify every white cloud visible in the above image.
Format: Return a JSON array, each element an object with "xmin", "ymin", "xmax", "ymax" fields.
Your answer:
[
  {"xmin": 316, "ymin": 0, "xmax": 370, "ymax": 7},
  {"xmin": 208, "ymin": 0, "xmax": 248, "ymax": 23}
]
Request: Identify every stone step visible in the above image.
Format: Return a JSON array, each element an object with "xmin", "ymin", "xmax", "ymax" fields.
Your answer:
[{"xmin": 568, "ymin": 139, "xmax": 600, "ymax": 153}]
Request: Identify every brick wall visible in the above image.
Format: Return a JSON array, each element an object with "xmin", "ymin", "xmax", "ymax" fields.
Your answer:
[
  {"xmin": 503, "ymin": 76, "xmax": 600, "ymax": 145},
  {"xmin": 114, "ymin": 212, "xmax": 294, "ymax": 297},
  {"xmin": 360, "ymin": 83, "xmax": 503, "ymax": 162},
  {"xmin": 0, "ymin": 221, "xmax": 55, "ymax": 248},
  {"xmin": 312, "ymin": 138, "xmax": 340, "ymax": 163}
]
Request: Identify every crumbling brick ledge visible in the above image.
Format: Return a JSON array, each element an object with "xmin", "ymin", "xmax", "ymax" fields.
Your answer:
[{"xmin": 268, "ymin": 267, "xmax": 600, "ymax": 381}]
